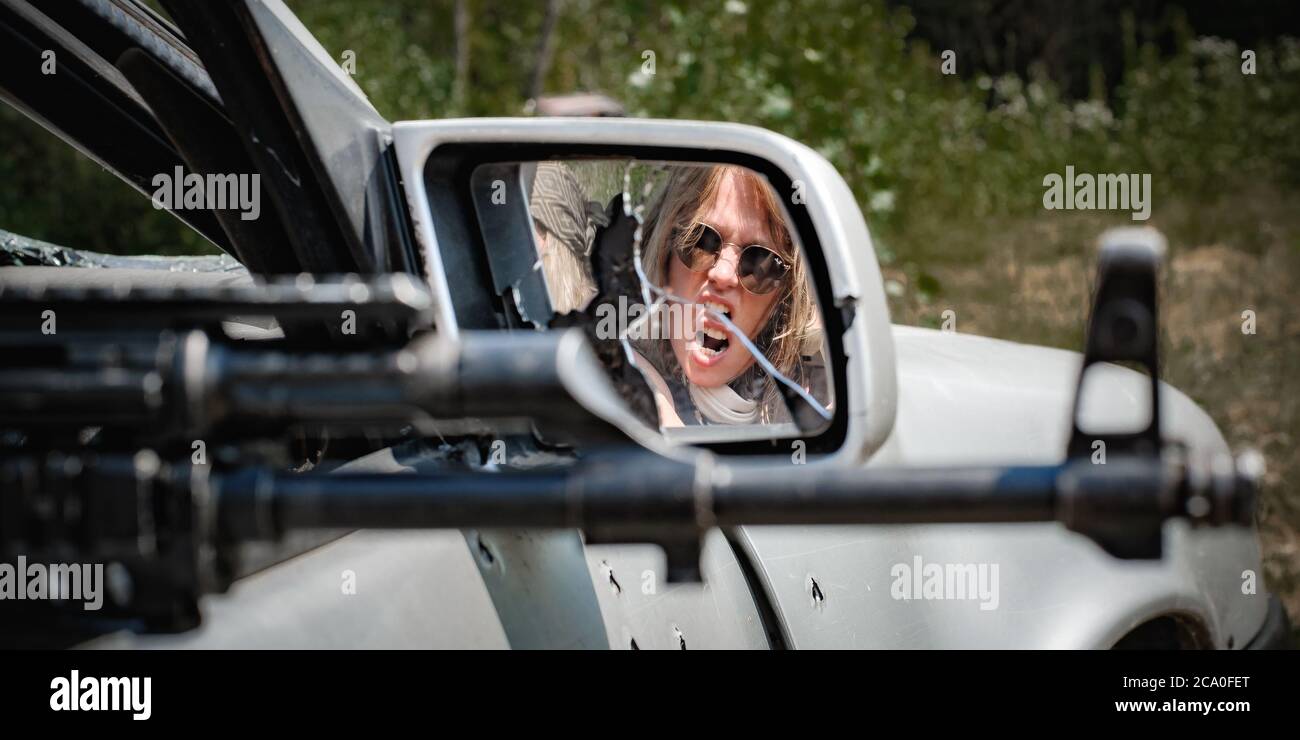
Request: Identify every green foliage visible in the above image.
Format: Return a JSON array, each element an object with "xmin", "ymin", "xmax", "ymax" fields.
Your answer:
[
  {"xmin": 0, "ymin": 106, "xmax": 213, "ymax": 255},
  {"xmin": 1, "ymin": 0, "xmax": 1296, "ymax": 260}
]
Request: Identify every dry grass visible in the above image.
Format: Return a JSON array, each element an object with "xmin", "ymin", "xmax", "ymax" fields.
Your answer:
[{"xmin": 884, "ymin": 191, "xmax": 1300, "ymax": 638}]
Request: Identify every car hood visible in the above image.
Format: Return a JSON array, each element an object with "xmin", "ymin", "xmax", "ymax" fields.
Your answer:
[
  {"xmin": 880, "ymin": 324, "xmax": 1229, "ymax": 466},
  {"xmin": 729, "ymin": 326, "xmax": 1259, "ymax": 649}
]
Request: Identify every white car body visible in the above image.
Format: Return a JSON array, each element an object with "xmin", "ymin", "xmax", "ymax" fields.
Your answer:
[{"xmin": 89, "ymin": 118, "xmax": 1273, "ymax": 649}]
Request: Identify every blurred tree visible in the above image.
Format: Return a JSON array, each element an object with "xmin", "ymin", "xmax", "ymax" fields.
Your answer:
[{"xmin": 0, "ymin": 0, "xmax": 1295, "ymax": 258}]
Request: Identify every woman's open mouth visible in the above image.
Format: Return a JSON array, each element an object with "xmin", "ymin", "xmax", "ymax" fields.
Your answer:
[{"xmin": 689, "ymin": 300, "xmax": 732, "ymax": 367}]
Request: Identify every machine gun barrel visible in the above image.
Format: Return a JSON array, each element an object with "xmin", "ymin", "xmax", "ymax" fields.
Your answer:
[
  {"xmin": 214, "ymin": 455, "xmax": 1255, "ymax": 531},
  {"xmin": 0, "ymin": 444, "xmax": 1259, "ymax": 629},
  {"xmin": 0, "ymin": 326, "xmax": 614, "ymax": 436},
  {"xmin": 1, "ymin": 448, "xmax": 1258, "ymax": 584}
]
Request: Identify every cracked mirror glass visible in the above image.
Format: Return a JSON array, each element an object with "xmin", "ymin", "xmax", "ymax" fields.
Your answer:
[{"xmin": 475, "ymin": 159, "xmax": 834, "ymax": 441}]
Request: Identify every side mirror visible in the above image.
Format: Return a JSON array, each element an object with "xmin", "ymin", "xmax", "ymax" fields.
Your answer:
[{"xmin": 391, "ymin": 118, "xmax": 898, "ymax": 463}]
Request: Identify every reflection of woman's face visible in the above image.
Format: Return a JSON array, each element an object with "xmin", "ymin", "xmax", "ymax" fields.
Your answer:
[{"xmin": 668, "ymin": 170, "xmax": 783, "ymax": 388}]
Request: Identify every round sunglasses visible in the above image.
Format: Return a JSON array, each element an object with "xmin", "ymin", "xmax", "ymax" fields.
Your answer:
[{"xmin": 672, "ymin": 222, "xmax": 792, "ymax": 295}]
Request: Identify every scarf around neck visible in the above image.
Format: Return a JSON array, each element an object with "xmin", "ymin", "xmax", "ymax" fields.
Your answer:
[{"xmin": 687, "ymin": 381, "xmax": 759, "ymax": 425}]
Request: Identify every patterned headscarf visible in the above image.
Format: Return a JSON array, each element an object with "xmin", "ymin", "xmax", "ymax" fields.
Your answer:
[
  {"xmin": 526, "ymin": 162, "xmax": 609, "ymax": 313},
  {"xmin": 527, "ymin": 162, "xmax": 610, "ymax": 257}
]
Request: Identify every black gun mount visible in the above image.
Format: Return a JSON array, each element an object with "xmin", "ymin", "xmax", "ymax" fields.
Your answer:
[{"xmin": 0, "ymin": 235, "xmax": 1262, "ymax": 638}]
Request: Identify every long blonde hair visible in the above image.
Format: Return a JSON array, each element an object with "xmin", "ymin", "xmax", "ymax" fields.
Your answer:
[{"xmin": 640, "ymin": 164, "xmax": 819, "ymax": 421}]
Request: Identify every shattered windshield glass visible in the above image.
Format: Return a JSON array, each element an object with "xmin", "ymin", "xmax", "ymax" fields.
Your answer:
[{"xmin": 0, "ymin": 228, "xmax": 244, "ymax": 272}]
